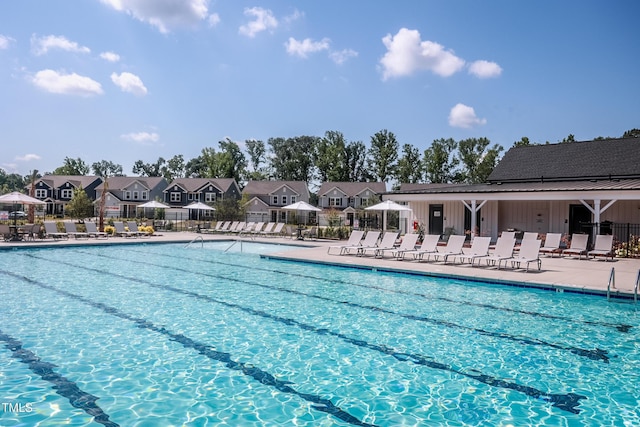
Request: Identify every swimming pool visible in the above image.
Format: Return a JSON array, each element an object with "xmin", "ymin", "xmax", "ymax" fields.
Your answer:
[{"xmin": 0, "ymin": 242, "xmax": 638, "ymax": 426}]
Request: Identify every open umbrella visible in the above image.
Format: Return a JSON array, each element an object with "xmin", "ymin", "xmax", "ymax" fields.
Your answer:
[
  {"xmin": 282, "ymin": 201, "xmax": 321, "ymax": 225},
  {"xmin": 186, "ymin": 201, "xmax": 215, "ymax": 221},
  {"xmin": 365, "ymin": 199, "xmax": 412, "ymax": 232},
  {"xmin": 0, "ymin": 191, "xmax": 46, "ymax": 240},
  {"xmin": 138, "ymin": 200, "xmax": 170, "ymax": 209}
]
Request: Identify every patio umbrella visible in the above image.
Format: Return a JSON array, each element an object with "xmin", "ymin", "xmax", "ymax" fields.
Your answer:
[
  {"xmin": 282, "ymin": 201, "xmax": 321, "ymax": 225},
  {"xmin": 0, "ymin": 191, "xmax": 46, "ymax": 239},
  {"xmin": 138, "ymin": 200, "xmax": 170, "ymax": 209},
  {"xmin": 365, "ymin": 199, "xmax": 412, "ymax": 232},
  {"xmin": 186, "ymin": 201, "xmax": 215, "ymax": 221}
]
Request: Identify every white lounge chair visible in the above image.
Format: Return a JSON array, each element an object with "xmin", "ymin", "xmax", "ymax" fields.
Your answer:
[
  {"xmin": 265, "ymin": 222, "xmax": 285, "ymax": 237},
  {"xmin": 562, "ymin": 234, "xmax": 589, "ymax": 259},
  {"xmin": 327, "ymin": 230, "xmax": 364, "ymax": 255},
  {"xmin": 402, "ymin": 234, "xmax": 440, "ymax": 261},
  {"xmin": 359, "ymin": 231, "xmax": 398, "ymax": 257},
  {"xmin": 113, "ymin": 221, "xmax": 137, "ymax": 238},
  {"xmin": 587, "ymin": 234, "xmax": 614, "ymax": 261},
  {"xmin": 65, "ymin": 221, "xmax": 89, "ymax": 239},
  {"xmin": 450, "ymin": 236, "xmax": 491, "ymax": 265},
  {"xmin": 259, "ymin": 222, "xmax": 275, "ymax": 236},
  {"xmin": 479, "ymin": 237, "xmax": 516, "ymax": 269},
  {"xmin": 84, "ymin": 222, "xmax": 108, "ymax": 239},
  {"xmin": 388, "ymin": 233, "xmax": 420, "ymax": 260},
  {"xmin": 432, "ymin": 235, "xmax": 467, "ymax": 264},
  {"xmin": 341, "ymin": 231, "xmax": 380, "ymax": 255},
  {"xmin": 539, "ymin": 233, "xmax": 562, "ymax": 257},
  {"xmin": 128, "ymin": 221, "xmax": 150, "ymax": 237},
  {"xmin": 510, "ymin": 238, "xmax": 542, "ymax": 271},
  {"xmin": 44, "ymin": 221, "xmax": 69, "ymax": 240}
]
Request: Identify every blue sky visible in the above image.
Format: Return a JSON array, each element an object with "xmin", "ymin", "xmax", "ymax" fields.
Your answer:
[{"xmin": 1, "ymin": 0, "xmax": 639, "ymax": 177}]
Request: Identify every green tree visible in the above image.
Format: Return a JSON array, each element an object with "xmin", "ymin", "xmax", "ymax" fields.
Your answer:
[
  {"xmin": 133, "ymin": 158, "xmax": 165, "ymax": 176},
  {"xmin": 65, "ymin": 187, "xmax": 94, "ymax": 220},
  {"xmin": 0, "ymin": 169, "xmax": 26, "ymax": 193},
  {"xmin": 92, "ymin": 160, "xmax": 123, "ymax": 177},
  {"xmin": 513, "ymin": 136, "xmax": 531, "ymax": 147},
  {"xmin": 368, "ymin": 129, "xmax": 398, "ymax": 183},
  {"xmin": 27, "ymin": 169, "xmax": 40, "ymax": 223},
  {"xmin": 395, "ymin": 143, "xmax": 422, "ymax": 185},
  {"xmin": 218, "ymin": 138, "xmax": 247, "ymax": 183},
  {"xmin": 344, "ymin": 141, "xmax": 370, "ymax": 182},
  {"xmin": 458, "ymin": 137, "xmax": 503, "ymax": 183},
  {"xmin": 423, "ymin": 138, "xmax": 459, "ymax": 183},
  {"xmin": 185, "ymin": 155, "xmax": 206, "ymax": 178},
  {"xmin": 164, "ymin": 155, "xmax": 185, "ymax": 181},
  {"xmin": 316, "ymin": 131, "xmax": 348, "ymax": 182},
  {"xmin": 268, "ymin": 136, "xmax": 317, "ymax": 182},
  {"xmin": 245, "ymin": 139, "xmax": 268, "ymax": 181},
  {"xmin": 623, "ymin": 128, "xmax": 640, "ymax": 138},
  {"xmin": 53, "ymin": 157, "xmax": 89, "ymax": 175},
  {"xmin": 561, "ymin": 134, "xmax": 576, "ymax": 143}
]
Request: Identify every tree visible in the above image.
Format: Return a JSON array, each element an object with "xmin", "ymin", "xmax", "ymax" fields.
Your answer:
[
  {"xmin": 245, "ymin": 139, "xmax": 268, "ymax": 181},
  {"xmin": 423, "ymin": 138, "xmax": 459, "ymax": 183},
  {"xmin": 344, "ymin": 141, "xmax": 370, "ymax": 182},
  {"xmin": 623, "ymin": 128, "xmax": 640, "ymax": 138},
  {"xmin": 92, "ymin": 160, "xmax": 123, "ymax": 177},
  {"xmin": 513, "ymin": 136, "xmax": 531, "ymax": 148},
  {"xmin": 0, "ymin": 169, "xmax": 26, "ymax": 193},
  {"xmin": 65, "ymin": 187, "xmax": 94, "ymax": 220},
  {"xmin": 457, "ymin": 137, "xmax": 503, "ymax": 184},
  {"xmin": 164, "ymin": 155, "xmax": 186, "ymax": 181},
  {"xmin": 133, "ymin": 158, "xmax": 165, "ymax": 176},
  {"xmin": 218, "ymin": 138, "xmax": 247, "ymax": 183},
  {"xmin": 395, "ymin": 143, "xmax": 422, "ymax": 185},
  {"xmin": 315, "ymin": 131, "xmax": 348, "ymax": 182},
  {"xmin": 268, "ymin": 136, "xmax": 317, "ymax": 182},
  {"xmin": 368, "ymin": 129, "xmax": 398, "ymax": 183},
  {"xmin": 561, "ymin": 134, "xmax": 576, "ymax": 143},
  {"xmin": 27, "ymin": 169, "xmax": 40, "ymax": 223},
  {"xmin": 53, "ymin": 157, "xmax": 89, "ymax": 175}
]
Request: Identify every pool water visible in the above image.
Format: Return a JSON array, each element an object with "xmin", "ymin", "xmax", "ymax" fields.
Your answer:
[{"xmin": 0, "ymin": 242, "xmax": 639, "ymax": 426}]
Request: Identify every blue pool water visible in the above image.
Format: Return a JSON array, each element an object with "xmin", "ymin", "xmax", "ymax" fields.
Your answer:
[{"xmin": 0, "ymin": 242, "xmax": 639, "ymax": 426}]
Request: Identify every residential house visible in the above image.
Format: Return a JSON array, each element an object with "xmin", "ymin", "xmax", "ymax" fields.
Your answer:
[
  {"xmin": 95, "ymin": 176, "xmax": 167, "ymax": 218},
  {"xmin": 243, "ymin": 181, "xmax": 311, "ymax": 223},
  {"xmin": 385, "ymin": 137, "xmax": 640, "ymax": 242},
  {"xmin": 316, "ymin": 182, "xmax": 387, "ymax": 227},
  {"xmin": 162, "ymin": 178, "xmax": 241, "ymax": 220},
  {"xmin": 32, "ymin": 175, "xmax": 103, "ymax": 216}
]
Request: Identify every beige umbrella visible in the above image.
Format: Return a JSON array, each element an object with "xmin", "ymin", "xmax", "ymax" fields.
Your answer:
[
  {"xmin": 0, "ymin": 191, "xmax": 46, "ymax": 240},
  {"xmin": 365, "ymin": 200, "xmax": 412, "ymax": 232},
  {"xmin": 186, "ymin": 201, "xmax": 215, "ymax": 221},
  {"xmin": 282, "ymin": 201, "xmax": 321, "ymax": 225}
]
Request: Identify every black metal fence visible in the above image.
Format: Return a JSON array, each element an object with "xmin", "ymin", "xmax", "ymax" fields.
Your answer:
[{"xmin": 578, "ymin": 222, "xmax": 640, "ymax": 258}]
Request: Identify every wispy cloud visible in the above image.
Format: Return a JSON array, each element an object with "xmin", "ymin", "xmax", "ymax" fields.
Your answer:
[
  {"xmin": 379, "ymin": 28, "xmax": 465, "ymax": 80},
  {"xmin": 239, "ymin": 7, "xmax": 278, "ymax": 38},
  {"xmin": 282, "ymin": 9, "xmax": 304, "ymax": 25},
  {"xmin": 111, "ymin": 72, "xmax": 148, "ymax": 96},
  {"xmin": 100, "ymin": 0, "xmax": 209, "ymax": 33},
  {"xmin": 15, "ymin": 154, "xmax": 41, "ymax": 162},
  {"xmin": 31, "ymin": 34, "xmax": 91, "ymax": 56},
  {"xmin": 0, "ymin": 34, "xmax": 15, "ymax": 50},
  {"xmin": 100, "ymin": 51, "xmax": 121, "ymax": 62},
  {"xmin": 121, "ymin": 132, "xmax": 159, "ymax": 144},
  {"xmin": 208, "ymin": 13, "xmax": 221, "ymax": 27},
  {"xmin": 329, "ymin": 48, "xmax": 358, "ymax": 65},
  {"xmin": 31, "ymin": 69, "xmax": 104, "ymax": 97},
  {"xmin": 285, "ymin": 37, "xmax": 330, "ymax": 58},
  {"xmin": 448, "ymin": 103, "xmax": 487, "ymax": 128},
  {"xmin": 468, "ymin": 60, "xmax": 502, "ymax": 78}
]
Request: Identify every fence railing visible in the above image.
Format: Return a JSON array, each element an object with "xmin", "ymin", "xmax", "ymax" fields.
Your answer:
[{"xmin": 578, "ymin": 222, "xmax": 640, "ymax": 258}]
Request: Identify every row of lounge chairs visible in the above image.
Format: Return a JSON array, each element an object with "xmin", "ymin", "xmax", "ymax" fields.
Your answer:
[
  {"xmin": 35, "ymin": 221, "xmax": 148, "ymax": 240},
  {"xmin": 201, "ymin": 221, "xmax": 286, "ymax": 238}
]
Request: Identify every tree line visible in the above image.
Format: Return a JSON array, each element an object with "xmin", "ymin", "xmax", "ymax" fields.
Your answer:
[{"xmin": 1, "ymin": 128, "xmax": 638, "ymax": 194}]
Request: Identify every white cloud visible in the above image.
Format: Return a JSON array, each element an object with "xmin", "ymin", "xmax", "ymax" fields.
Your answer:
[
  {"xmin": 0, "ymin": 35, "xmax": 15, "ymax": 49},
  {"xmin": 15, "ymin": 154, "xmax": 41, "ymax": 162},
  {"xmin": 285, "ymin": 37, "xmax": 330, "ymax": 58},
  {"xmin": 329, "ymin": 48, "xmax": 358, "ymax": 65},
  {"xmin": 283, "ymin": 9, "xmax": 303, "ymax": 24},
  {"xmin": 100, "ymin": 51, "xmax": 121, "ymax": 62},
  {"xmin": 111, "ymin": 72, "xmax": 148, "ymax": 96},
  {"xmin": 468, "ymin": 60, "xmax": 502, "ymax": 78},
  {"xmin": 121, "ymin": 131, "xmax": 160, "ymax": 144},
  {"xmin": 208, "ymin": 13, "xmax": 220, "ymax": 27},
  {"xmin": 31, "ymin": 69, "xmax": 104, "ymax": 97},
  {"xmin": 100, "ymin": 0, "xmax": 209, "ymax": 33},
  {"xmin": 379, "ymin": 28, "xmax": 465, "ymax": 80},
  {"xmin": 31, "ymin": 34, "xmax": 91, "ymax": 56},
  {"xmin": 239, "ymin": 7, "xmax": 278, "ymax": 38},
  {"xmin": 448, "ymin": 103, "xmax": 487, "ymax": 128}
]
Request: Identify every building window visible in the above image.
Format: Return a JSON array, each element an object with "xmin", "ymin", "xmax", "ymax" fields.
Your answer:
[
  {"xmin": 329, "ymin": 197, "xmax": 342, "ymax": 207},
  {"xmin": 205, "ymin": 193, "xmax": 216, "ymax": 203},
  {"xmin": 36, "ymin": 189, "xmax": 47, "ymax": 198},
  {"xmin": 348, "ymin": 197, "xmax": 355, "ymax": 206},
  {"xmin": 170, "ymin": 192, "xmax": 181, "ymax": 202},
  {"xmin": 188, "ymin": 193, "xmax": 194, "ymax": 200},
  {"xmin": 142, "ymin": 192, "xmax": 148, "ymax": 200},
  {"xmin": 61, "ymin": 189, "xmax": 73, "ymax": 199},
  {"xmin": 291, "ymin": 196, "xmax": 297, "ymax": 203},
  {"xmin": 133, "ymin": 191, "xmax": 139, "ymax": 200},
  {"xmin": 281, "ymin": 196, "xmax": 287, "ymax": 205},
  {"xmin": 124, "ymin": 191, "xmax": 131, "ymax": 200},
  {"xmin": 272, "ymin": 196, "xmax": 278, "ymax": 205}
]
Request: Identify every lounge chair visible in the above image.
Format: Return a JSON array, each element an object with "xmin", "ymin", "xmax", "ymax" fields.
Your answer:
[
  {"xmin": 65, "ymin": 221, "xmax": 89, "ymax": 239},
  {"xmin": 587, "ymin": 234, "xmax": 614, "ymax": 261},
  {"xmin": 510, "ymin": 238, "xmax": 542, "ymax": 271},
  {"xmin": 0, "ymin": 224, "xmax": 11, "ymax": 241},
  {"xmin": 301, "ymin": 226, "xmax": 318, "ymax": 240},
  {"xmin": 225, "ymin": 221, "xmax": 240, "ymax": 234},
  {"xmin": 229, "ymin": 222, "xmax": 246, "ymax": 234},
  {"xmin": 44, "ymin": 221, "xmax": 69, "ymax": 240},
  {"xmin": 539, "ymin": 233, "xmax": 562, "ymax": 257},
  {"xmin": 359, "ymin": 231, "xmax": 399, "ymax": 257},
  {"xmin": 84, "ymin": 222, "xmax": 108, "ymax": 239},
  {"xmin": 248, "ymin": 222, "xmax": 265, "ymax": 237},
  {"xmin": 388, "ymin": 233, "xmax": 420, "ymax": 260},
  {"xmin": 128, "ymin": 221, "xmax": 150, "ymax": 237},
  {"xmin": 113, "ymin": 221, "xmax": 137, "ymax": 238},
  {"xmin": 450, "ymin": 236, "xmax": 491, "ymax": 265},
  {"xmin": 24, "ymin": 223, "xmax": 42, "ymax": 241},
  {"xmin": 236, "ymin": 222, "xmax": 255, "ymax": 236},
  {"xmin": 479, "ymin": 237, "xmax": 516, "ymax": 269},
  {"xmin": 432, "ymin": 235, "xmax": 466, "ymax": 264},
  {"xmin": 260, "ymin": 222, "xmax": 275, "ymax": 236},
  {"xmin": 401, "ymin": 234, "xmax": 440, "ymax": 261},
  {"xmin": 327, "ymin": 230, "xmax": 365, "ymax": 255},
  {"xmin": 562, "ymin": 234, "xmax": 589, "ymax": 259},
  {"xmin": 265, "ymin": 222, "xmax": 285, "ymax": 237},
  {"xmin": 341, "ymin": 231, "xmax": 380, "ymax": 255},
  {"xmin": 522, "ymin": 232, "xmax": 538, "ymax": 241}
]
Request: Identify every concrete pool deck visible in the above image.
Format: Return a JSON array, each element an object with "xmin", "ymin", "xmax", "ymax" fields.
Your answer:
[{"xmin": 2, "ymin": 231, "xmax": 639, "ymax": 299}]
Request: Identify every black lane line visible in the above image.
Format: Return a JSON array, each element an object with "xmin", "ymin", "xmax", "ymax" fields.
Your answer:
[
  {"xmin": 9, "ymin": 259, "xmax": 588, "ymax": 414},
  {"xmin": 0, "ymin": 270, "xmax": 377, "ymax": 427},
  {"xmin": 69, "ymin": 250, "xmax": 611, "ymax": 364},
  {"xmin": 0, "ymin": 329, "xmax": 119, "ymax": 427},
  {"xmin": 133, "ymin": 247, "xmax": 632, "ymax": 333}
]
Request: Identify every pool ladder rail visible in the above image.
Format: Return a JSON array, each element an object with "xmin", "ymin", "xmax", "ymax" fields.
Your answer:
[
  {"xmin": 184, "ymin": 235, "xmax": 204, "ymax": 249},
  {"xmin": 606, "ymin": 267, "xmax": 639, "ymax": 304}
]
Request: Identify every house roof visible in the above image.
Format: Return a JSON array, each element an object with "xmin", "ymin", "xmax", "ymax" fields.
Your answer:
[
  {"xmin": 243, "ymin": 180, "xmax": 309, "ymax": 196},
  {"xmin": 36, "ymin": 175, "xmax": 102, "ymax": 189},
  {"xmin": 317, "ymin": 181, "xmax": 387, "ymax": 197},
  {"xmin": 164, "ymin": 178, "xmax": 237, "ymax": 193},
  {"xmin": 95, "ymin": 176, "xmax": 166, "ymax": 191},
  {"xmin": 488, "ymin": 137, "xmax": 640, "ymax": 183}
]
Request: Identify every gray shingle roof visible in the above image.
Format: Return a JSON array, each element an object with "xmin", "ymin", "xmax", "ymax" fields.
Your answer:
[
  {"xmin": 317, "ymin": 181, "xmax": 387, "ymax": 197},
  {"xmin": 488, "ymin": 137, "xmax": 640, "ymax": 183},
  {"xmin": 95, "ymin": 176, "xmax": 166, "ymax": 191},
  {"xmin": 165, "ymin": 178, "xmax": 237, "ymax": 193},
  {"xmin": 38, "ymin": 175, "xmax": 102, "ymax": 189},
  {"xmin": 243, "ymin": 181, "xmax": 309, "ymax": 197}
]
